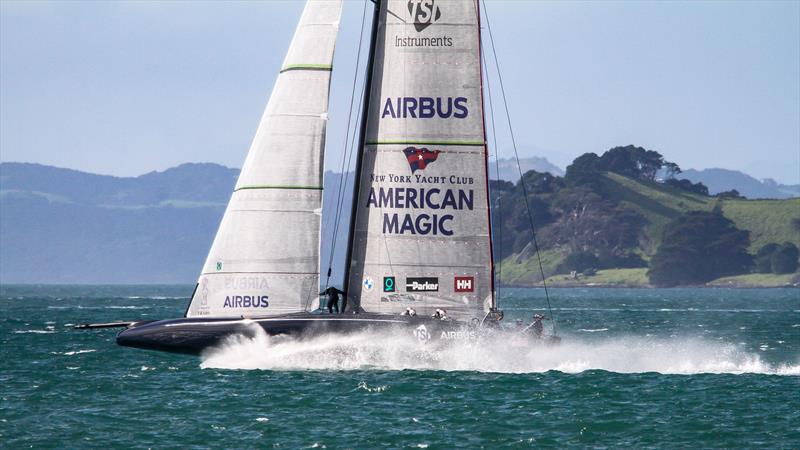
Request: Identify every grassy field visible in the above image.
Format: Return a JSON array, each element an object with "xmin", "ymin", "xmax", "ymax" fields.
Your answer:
[
  {"xmin": 721, "ymin": 198, "xmax": 800, "ymax": 251},
  {"xmin": 528, "ymin": 269, "xmax": 797, "ymax": 288},
  {"xmin": 602, "ymin": 172, "xmax": 800, "ymax": 254},
  {"xmin": 541, "ymin": 268, "xmax": 650, "ymax": 287},
  {"xmin": 498, "ymin": 249, "xmax": 565, "ymax": 286},
  {"xmin": 707, "ymin": 272, "xmax": 799, "ymax": 288}
]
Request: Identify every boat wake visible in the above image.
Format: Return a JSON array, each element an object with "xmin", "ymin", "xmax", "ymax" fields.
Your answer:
[{"xmin": 199, "ymin": 326, "xmax": 799, "ymax": 375}]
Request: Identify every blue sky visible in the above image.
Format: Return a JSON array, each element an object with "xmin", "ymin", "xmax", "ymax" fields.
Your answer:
[{"xmin": 1, "ymin": 0, "xmax": 798, "ymax": 183}]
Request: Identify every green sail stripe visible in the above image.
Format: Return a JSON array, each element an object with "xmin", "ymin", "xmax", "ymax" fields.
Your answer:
[
  {"xmin": 366, "ymin": 140, "xmax": 485, "ymax": 147},
  {"xmin": 279, "ymin": 64, "xmax": 333, "ymax": 73},
  {"xmin": 235, "ymin": 185, "xmax": 323, "ymax": 192}
]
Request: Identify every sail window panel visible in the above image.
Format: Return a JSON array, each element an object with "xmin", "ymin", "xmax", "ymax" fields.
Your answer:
[
  {"xmin": 202, "ymin": 208, "xmax": 320, "ymax": 275},
  {"xmin": 236, "ymin": 115, "xmax": 325, "ymax": 189},
  {"xmin": 263, "ymin": 73, "xmax": 332, "ymax": 117}
]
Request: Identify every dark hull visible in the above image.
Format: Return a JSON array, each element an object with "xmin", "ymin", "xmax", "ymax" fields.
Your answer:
[{"xmin": 116, "ymin": 312, "xmax": 471, "ymax": 355}]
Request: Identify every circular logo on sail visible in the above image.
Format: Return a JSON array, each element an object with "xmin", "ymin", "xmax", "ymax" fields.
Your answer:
[{"xmin": 363, "ymin": 276, "xmax": 374, "ymax": 292}]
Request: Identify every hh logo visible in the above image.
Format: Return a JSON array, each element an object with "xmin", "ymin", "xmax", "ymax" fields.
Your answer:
[
  {"xmin": 403, "ymin": 147, "xmax": 440, "ymax": 173},
  {"xmin": 407, "ymin": 0, "xmax": 441, "ymax": 32},
  {"xmin": 454, "ymin": 276, "xmax": 474, "ymax": 293}
]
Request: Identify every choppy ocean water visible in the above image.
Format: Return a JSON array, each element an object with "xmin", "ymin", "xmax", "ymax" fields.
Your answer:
[{"xmin": 1, "ymin": 285, "xmax": 798, "ymax": 448}]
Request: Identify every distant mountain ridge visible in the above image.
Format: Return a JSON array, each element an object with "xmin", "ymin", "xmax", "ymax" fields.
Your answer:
[
  {"xmin": 488, "ymin": 156, "xmax": 563, "ymax": 181},
  {"xmin": 0, "ymin": 162, "xmax": 238, "ymax": 207},
  {"xmin": 1, "ymin": 161, "xmax": 796, "ymax": 285},
  {"xmin": 0, "ymin": 162, "xmax": 353, "ymax": 284},
  {"xmin": 678, "ymin": 168, "xmax": 799, "ymax": 199}
]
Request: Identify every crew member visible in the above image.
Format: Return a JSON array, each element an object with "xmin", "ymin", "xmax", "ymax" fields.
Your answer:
[
  {"xmin": 402, "ymin": 307, "xmax": 417, "ymax": 316},
  {"xmin": 319, "ymin": 286, "xmax": 346, "ymax": 314},
  {"xmin": 530, "ymin": 314, "xmax": 545, "ymax": 337}
]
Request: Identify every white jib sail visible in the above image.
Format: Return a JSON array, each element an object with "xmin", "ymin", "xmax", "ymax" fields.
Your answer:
[
  {"xmin": 186, "ymin": 0, "xmax": 342, "ymax": 318},
  {"xmin": 346, "ymin": 0, "xmax": 494, "ymax": 321}
]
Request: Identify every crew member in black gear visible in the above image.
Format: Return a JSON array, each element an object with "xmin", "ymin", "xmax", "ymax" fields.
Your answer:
[
  {"xmin": 320, "ymin": 286, "xmax": 346, "ymax": 314},
  {"xmin": 531, "ymin": 314, "xmax": 545, "ymax": 337}
]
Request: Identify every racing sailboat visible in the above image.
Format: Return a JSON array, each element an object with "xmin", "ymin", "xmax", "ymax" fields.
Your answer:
[{"xmin": 80, "ymin": 0, "xmax": 512, "ymax": 354}]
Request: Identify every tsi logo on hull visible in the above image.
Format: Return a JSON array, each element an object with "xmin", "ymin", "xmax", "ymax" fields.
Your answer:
[{"xmin": 406, "ymin": 277, "xmax": 439, "ymax": 292}]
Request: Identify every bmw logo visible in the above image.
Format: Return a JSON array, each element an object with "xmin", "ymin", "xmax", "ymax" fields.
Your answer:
[{"xmin": 363, "ymin": 276, "xmax": 374, "ymax": 291}]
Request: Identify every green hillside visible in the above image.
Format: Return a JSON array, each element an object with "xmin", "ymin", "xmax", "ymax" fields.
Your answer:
[
  {"xmin": 602, "ymin": 173, "xmax": 800, "ymax": 253},
  {"xmin": 498, "ymin": 170, "xmax": 799, "ymax": 286}
]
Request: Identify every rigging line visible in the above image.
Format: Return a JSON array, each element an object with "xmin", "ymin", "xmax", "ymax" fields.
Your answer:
[
  {"xmin": 481, "ymin": 27, "xmax": 503, "ymax": 305},
  {"xmin": 326, "ymin": 69, "xmax": 366, "ymax": 290},
  {"xmin": 323, "ymin": 0, "xmax": 369, "ymax": 291},
  {"xmin": 481, "ymin": 0, "xmax": 556, "ymax": 335}
]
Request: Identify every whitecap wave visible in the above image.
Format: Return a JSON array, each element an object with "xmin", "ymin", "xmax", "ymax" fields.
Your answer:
[{"xmin": 199, "ymin": 326, "xmax": 799, "ymax": 376}]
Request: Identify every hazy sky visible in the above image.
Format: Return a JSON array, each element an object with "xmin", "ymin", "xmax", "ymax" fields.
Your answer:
[{"xmin": 1, "ymin": 1, "xmax": 798, "ymax": 183}]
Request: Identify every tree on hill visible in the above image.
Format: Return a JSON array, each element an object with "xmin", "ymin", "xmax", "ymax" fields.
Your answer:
[
  {"xmin": 715, "ymin": 189, "xmax": 745, "ymax": 199},
  {"xmin": 755, "ymin": 242, "xmax": 799, "ymax": 274},
  {"xmin": 597, "ymin": 145, "xmax": 667, "ymax": 181},
  {"xmin": 648, "ymin": 211, "xmax": 753, "ymax": 286},
  {"xmin": 664, "ymin": 178, "xmax": 710, "ymax": 196},
  {"xmin": 565, "ymin": 145, "xmax": 680, "ymax": 187},
  {"xmin": 543, "ymin": 187, "xmax": 647, "ymax": 269},
  {"xmin": 557, "ymin": 251, "xmax": 599, "ymax": 274},
  {"xmin": 564, "ymin": 153, "xmax": 602, "ymax": 187},
  {"xmin": 771, "ymin": 243, "xmax": 799, "ymax": 274},
  {"xmin": 755, "ymin": 243, "xmax": 781, "ymax": 273}
]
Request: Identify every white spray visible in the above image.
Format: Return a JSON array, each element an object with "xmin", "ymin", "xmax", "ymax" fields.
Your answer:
[{"xmin": 200, "ymin": 325, "xmax": 799, "ymax": 375}]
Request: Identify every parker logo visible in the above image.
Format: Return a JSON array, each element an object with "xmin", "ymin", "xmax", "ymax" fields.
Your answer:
[
  {"xmin": 406, "ymin": 277, "xmax": 439, "ymax": 292},
  {"xmin": 403, "ymin": 147, "xmax": 441, "ymax": 173},
  {"xmin": 454, "ymin": 276, "xmax": 474, "ymax": 293},
  {"xmin": 407, "ymin": 0, "xmax": 441, "ymax": 32}
]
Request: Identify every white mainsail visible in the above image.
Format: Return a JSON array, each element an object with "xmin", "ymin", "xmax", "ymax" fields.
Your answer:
[
  {"xmin": 186, "ymin": 0, "xmax": 342, "ymax": 318},
  {"xmin": 346, "ymin": 0, "xmax": 494, "ymax": 320}
]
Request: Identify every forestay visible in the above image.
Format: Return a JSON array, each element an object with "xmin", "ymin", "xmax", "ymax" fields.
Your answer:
[
  {"xmin": 346, "ymin": 0, "xmax": 494, "ymax": 320},
  {"xmin": 186, "ymin": 0, "xmax": 342, "ymax": 318}
]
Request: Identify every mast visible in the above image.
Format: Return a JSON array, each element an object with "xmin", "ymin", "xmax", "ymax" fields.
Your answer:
[
  {"xmin": 342, "ymin": 0, "xmax": 381, "ymax": 311},
  {"xmin": 476, "ymin": 0, "xmax": 497, "ymax": 310}
]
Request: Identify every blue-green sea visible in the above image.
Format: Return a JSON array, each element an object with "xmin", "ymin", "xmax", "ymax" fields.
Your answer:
[{"xmin": 1, "ymin": 285, "xmax": 798, "ymax": 448}]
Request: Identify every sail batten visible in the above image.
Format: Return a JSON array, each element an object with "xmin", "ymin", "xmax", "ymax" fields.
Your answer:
[{"xmin": 186, "ymin": 0, "xmax": 342, "ymax": 318}]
